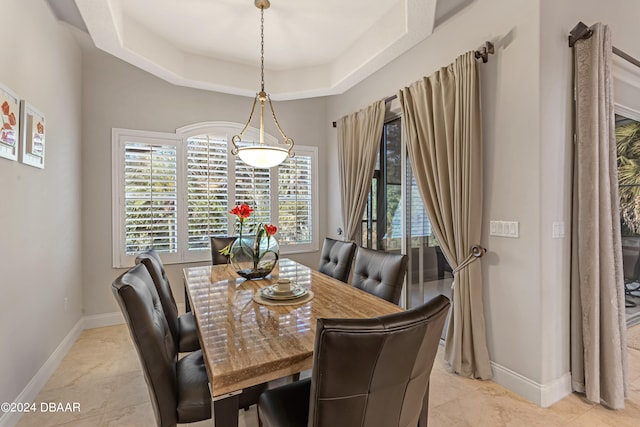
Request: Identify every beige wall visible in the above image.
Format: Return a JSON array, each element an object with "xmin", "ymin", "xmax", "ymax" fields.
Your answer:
[
  {"xmin": 80, "ymin": 49, "xmax": 329, "ymax": 317},
  {"xmin": 0, "ymin": 0, "xmax": 83, "ymax": 407}
]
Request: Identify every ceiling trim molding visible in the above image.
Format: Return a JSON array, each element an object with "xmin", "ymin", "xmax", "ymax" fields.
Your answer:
[{"xmin": 76, "ymin": 0, "xmax": 438, "ymax": 100}]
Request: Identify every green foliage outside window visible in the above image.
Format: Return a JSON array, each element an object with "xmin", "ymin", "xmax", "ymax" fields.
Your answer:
[{"xmin": 617, "ymin": 118, "xmax": 640, "ymax": 236}]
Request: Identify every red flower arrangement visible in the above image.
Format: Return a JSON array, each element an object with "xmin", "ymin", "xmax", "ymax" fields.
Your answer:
[
  {"xmin": 219, "ymin": 204, "xmax": 279, "ymax": 279},
  {"xmin": 230, "ymin": 203, "xmax": 253, "ymax": 221},
  {"xmin": 264, "ymin": 224, "xmax": 277, "ymax": 237}
]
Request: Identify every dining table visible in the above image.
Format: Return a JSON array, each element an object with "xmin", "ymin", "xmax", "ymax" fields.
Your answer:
[{"xmin": 183, "ymin": 257, "xmax": 403, "ymax": 427}]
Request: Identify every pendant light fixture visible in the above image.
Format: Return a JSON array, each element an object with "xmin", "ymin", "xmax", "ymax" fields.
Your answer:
[{"xmin": 231, "ymin": 0, "xmax": 294, "ymax": 168}]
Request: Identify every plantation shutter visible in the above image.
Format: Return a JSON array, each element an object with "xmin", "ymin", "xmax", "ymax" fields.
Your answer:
[
  {"xmin": 278, "ymin": 151, "xmax": 313, "ymax": 244},
  {"xmin": 123, "ymin": 142, "xmax": 178, "ymax": 255},
  {"xmin": 113, "ymin": 124, "xmax": 317, "ymax": 267},
  {"xmin": 186, "ymin": 135, "xmax": 229, "ymax": 250},
  {"xmin": 235, "ymin": 158, "xmax": 271, "ymax": 232}
]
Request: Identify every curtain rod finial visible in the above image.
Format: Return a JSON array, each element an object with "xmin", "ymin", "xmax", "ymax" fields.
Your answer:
[
  {"xmin": 474, "ymin": 42, "xmax": 494, "ymax": 63},
  {"xmin": 569, "ymin": 21, "xmax": 593, "ymax": 47}
]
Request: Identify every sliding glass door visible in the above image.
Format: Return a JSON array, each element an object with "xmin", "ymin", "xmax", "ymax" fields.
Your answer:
[
  {"xmin": 405, "ymin": 160, "xmax": 453, "ymax": 311},
  {"xmin": 616, "ymin": 112, "xmax": 640, "ymax": 327},
  {"xmin": 362, "ymin": 115, "xmax": 452, "ymax": 330},
  {"xmin": 361, "ymin": 117, "xmax": 402, "ymax": 252}
]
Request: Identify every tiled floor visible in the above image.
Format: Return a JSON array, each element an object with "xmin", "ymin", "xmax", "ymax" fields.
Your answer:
[{"xmin": 15, "ymin": 324, "xmax": 640, "ymax": 427}]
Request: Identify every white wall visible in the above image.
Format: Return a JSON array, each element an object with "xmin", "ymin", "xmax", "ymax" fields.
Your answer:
[
  {"xmin": 0, "ymin": 0, "xmax": 83, "ymax": 411},
  {"xmin": 80, "ymin": 49, "xmax": 329, "ymax": 317}
]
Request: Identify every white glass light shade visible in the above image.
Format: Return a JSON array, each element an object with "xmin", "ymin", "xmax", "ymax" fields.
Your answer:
[{"xmin": 237, "ymin": 146, "xmax": 289, "ymax": 168}]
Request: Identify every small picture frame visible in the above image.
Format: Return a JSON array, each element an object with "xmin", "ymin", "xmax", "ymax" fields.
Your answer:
[
  {"xmin": 0, "ymin": 82, "xmax": 21, "ymax": 161},
  {"xmin": 20, "ymin": 101, "xmax": 45, "ymax": 169}
]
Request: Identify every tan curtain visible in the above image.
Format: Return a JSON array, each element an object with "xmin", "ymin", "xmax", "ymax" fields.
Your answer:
[
  {"xmin": 398, "ymin": 51, "xmax": 491, "ymax": 379},
  {"xmin": 337, "ymin": 100, "xmax": 385, "ymax": 242},
  {"xmin": 571, "ymin": 22, "xmax": 627, "ymax": 409}
]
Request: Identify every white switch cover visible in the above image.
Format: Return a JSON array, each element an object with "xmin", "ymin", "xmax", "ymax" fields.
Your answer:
[
  {"xmin": 490, "ymin": 220, "xmax": 519, "ymax": 238},
  {"xmin": 552, "ymin": 221, "xmax": 565, "ymax": 238}
]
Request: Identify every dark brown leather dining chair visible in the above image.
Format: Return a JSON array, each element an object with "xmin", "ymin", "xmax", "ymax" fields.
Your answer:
[
  {"xmin": 257, "ymin": 294, "xmax": 451, "ymax": 427},
  {"xmin": 112, "ymin": 263, "xmax": 211, "ymax": 427},
  {"xmin": 114, "ymin": 263, "xmax": 267, "ymax": 424},
  {"xmin": 317, "ymin": 237, "xmax": 357, "ymax": 283},
  {"xmin": 211, "ymin": 235, "xmax": 236, "ymax": 265},
  {"xmin": 136, "ymin": 249, "xmax": 200, "ymax": 353},
  {"xmin": 351, "ymin": 246, "xmax": 408, "ymax": 305}
]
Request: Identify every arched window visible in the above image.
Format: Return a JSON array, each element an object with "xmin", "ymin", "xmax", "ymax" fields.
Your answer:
[{"xmin": 112, "ymin": 122, "xmax": 318, "ymax": 267}]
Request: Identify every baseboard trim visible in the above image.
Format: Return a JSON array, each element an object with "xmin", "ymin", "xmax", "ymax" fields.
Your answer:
[
  {"xmin": 490, "ymin": 361, "xmax": 572, "ymax": 407},
  {"xmin": 82, "ymin": 311, "xmax": 124, "ymax": 329},
  {"xmin": 0, "ymin": 319, "xmax": 84, "ymax": 427}
]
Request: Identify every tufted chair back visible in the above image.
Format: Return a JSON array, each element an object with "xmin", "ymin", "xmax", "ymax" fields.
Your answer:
[
  {"xmin": 136, "ymin": 249, "xmax": 180, "ymax": 343},
  {"xmin": 258, "ymin": 295, "xmax": 451, "ymax": 427},
  {"xmin": 351, "ymin": 247, "xmax": 408, "ymax": 305},
  {"xmin": 210, "ymin": 236, "xmax": 236, "ymax": 265},
  {"xmin": 317, "ymin": 238, "xmax": 357, "ymax": 283},
  {"xmin": 112, "ymin": 263, "xmax": 180, "ymax": 426},
  {"xmin": 136, "ymin": 249, "xmax": 200, "ymax": 353}
]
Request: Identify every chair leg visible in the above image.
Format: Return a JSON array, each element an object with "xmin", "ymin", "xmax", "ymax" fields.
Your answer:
[
  {"xmin": 257, "ymin": 406, "xmax": 263, "ymax": 427},
  {"xmin": 418, "ymin": 381, "xmax": 430, "ymax": 427}
]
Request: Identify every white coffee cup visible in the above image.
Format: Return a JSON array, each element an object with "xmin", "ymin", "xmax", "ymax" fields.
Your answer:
[{"xmin": 276, "ymin": 278, "xmax": 292, "ymax": 292}]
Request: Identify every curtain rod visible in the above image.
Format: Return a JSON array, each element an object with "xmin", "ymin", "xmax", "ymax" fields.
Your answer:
[
  {"xmin": 613, "ymin": 46, "xmax": 640, "ymax": 69},
  {"xmin": 568, "ymin": 21, "xmax": 640, "ymax": 69},
  {"xmin": 331, "ymin": 41, "xmax": 495, "ymax": 128}
]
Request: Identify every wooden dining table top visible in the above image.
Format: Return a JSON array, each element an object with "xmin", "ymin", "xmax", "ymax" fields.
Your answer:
[{"xmin": 183, "ymin": 258, "xmax": 403, "ymax": 398}]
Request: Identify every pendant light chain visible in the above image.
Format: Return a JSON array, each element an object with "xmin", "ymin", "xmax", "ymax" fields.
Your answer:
[
  {"xmin": 230, "ymin": 0, "xmax": 295, "ymax": 168},
  {"xmin": 260, "ymin": 6, "xmax": 265, "ymax": 93}
]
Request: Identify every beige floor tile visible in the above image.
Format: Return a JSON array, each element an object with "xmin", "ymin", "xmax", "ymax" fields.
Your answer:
[
  {"xmin": 627, "ymin": 348, "xmax": 640, "ymax": 382},
  {"xmin": 57, "ymin": 414, "xmax": 104, "ymax": 427},
  {"xmin": 44, "ymin": 326, "xmax": 140, "ymax": 391},
  {"xmin": 428, "ymin": 384, "xmax": 590, "ymax": 427},
  {"xmin": 567, "ymin": 404, "xmax": 640, "ymax": 427},
  {"xmin": 16, "ymin": 375, "xmax": 118, "ymax": 427},
  {"xmin": 238, "ymin": 405, "xmax": 259, "ymax": 427},
  {"xmin": 100, "ymin": 402, "xmax": 155, "ymax": 427},
  {"xmin": 104, "ymin": 372, "xmax": 150, "ymax": 411},
  {"xmin": 177, "ymin": 405, "xmax": 259, "ymax": 427}
]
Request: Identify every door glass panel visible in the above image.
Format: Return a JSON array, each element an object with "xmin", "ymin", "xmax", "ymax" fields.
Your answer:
[
  {"xmin": 361, "ymin": 116, "xmax": 452, "ymax": 339},
  {"xmin": 617, "ymin": 113, "xmax": 640, "ymax": 325},
  {"xmin": 405, "ymin": 156, "xmax": 452, "ymax": 336},
  {"xmin": 406, "ymin": 160, "xmax": 453, "ymax": 307},
  {"xmin": 382, "ymin": 118, "xmax": 402, "ymax": 252}
]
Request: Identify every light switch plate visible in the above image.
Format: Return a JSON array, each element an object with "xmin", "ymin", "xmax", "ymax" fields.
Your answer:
[
  {"xmin": 552, "ymin": 221, "xmax": 565, "ymax": 239},
  {"xmin": 490, "ymin": 220, "xmax": 519, "ymax": 238}
]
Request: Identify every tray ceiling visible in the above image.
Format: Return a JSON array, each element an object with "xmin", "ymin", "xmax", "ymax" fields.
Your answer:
[{"xmin": 52, "ymin": 0, "xmax": 471, "ymax": 100}]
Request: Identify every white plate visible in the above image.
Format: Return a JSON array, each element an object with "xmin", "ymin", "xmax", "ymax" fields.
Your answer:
[{"xmin": 260, "ymin": 284, "xmax": 308, "ymax": 300}]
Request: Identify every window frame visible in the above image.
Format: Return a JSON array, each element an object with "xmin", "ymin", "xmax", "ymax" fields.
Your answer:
[
  {"xmin": 112, "ymin": 122, "xmax": 318, "ymax": 268},
  {"xmin": 111, "ymin": 128, "xmax": 183, "ymax": 267}
]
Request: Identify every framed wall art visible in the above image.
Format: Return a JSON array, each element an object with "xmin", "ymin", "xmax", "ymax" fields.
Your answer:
[
  {"xmin": 0, "ymin": 82, "xmax": 21, "ymax": 161},
  {"xmin": 20, "ymin": 101, "xmax": 45, "ymax": 169}
]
